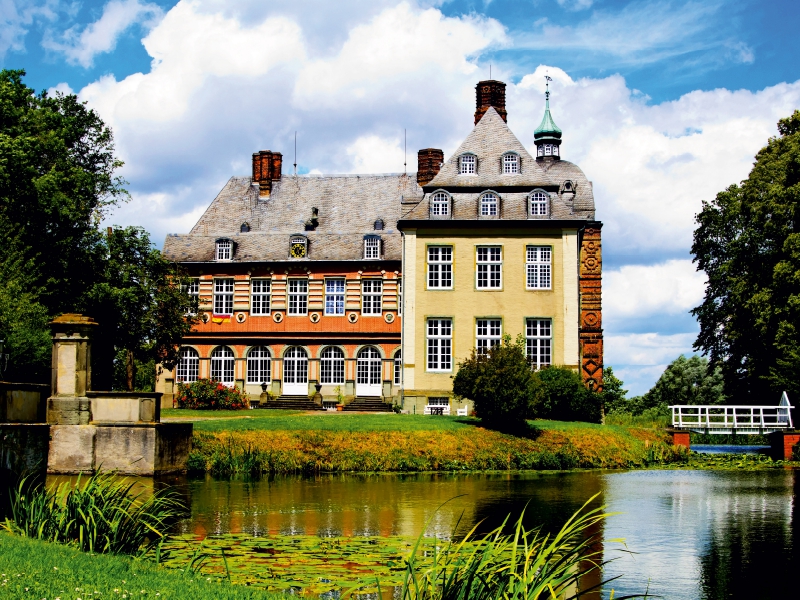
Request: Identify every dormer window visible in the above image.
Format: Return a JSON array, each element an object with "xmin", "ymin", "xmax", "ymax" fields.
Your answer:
[
  {"xmin": 502, "ymin": 153, "xmax": 519, "ymax": 174},
  {"xmin": 374, "ymin": 219, "xmax": 385, "ymax": 231},
  {"xmin": 364, "ymin": 235, "xmax": 380, "ymax": 259},
  {"xmin": 215, "ymin": 239, "xmax": 232, "ymax": 261},
  {"xmin": 240, "ymin": 222, "xmax": 251, "ymax": 233},
  {"xmin": 530, "ymin": 191, "xmax": 549, "ymax": 216},
  {"xmin": 431, "ymin": 192, "xmax": 450, "ymax": 217},
  {"xmin": 562, "ymin": 180, "xmax": 574, "ymax": 193},
  {"xmin": 480, "ymin": 193, "xmax": 498, "ymax": 217},
  {"xmin": 459, "ymin": 154, "xmax": 476, "ymax": 175}
]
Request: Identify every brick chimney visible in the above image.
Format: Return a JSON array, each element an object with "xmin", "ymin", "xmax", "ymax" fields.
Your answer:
[
  {"xmin": 252, "ymin": 150, "xmax": 283, "ymax": 197},
  {"xmin": 474, "ymin": 80, "xmax": 507, "ymax": 125},
  {"xmin": 417, "ymin": 148, "xmax": 444, "ymax": 186}
]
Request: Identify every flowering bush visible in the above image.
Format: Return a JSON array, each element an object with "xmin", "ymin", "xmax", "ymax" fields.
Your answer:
[{"xmin": 175, "ymin": 379, "xmax": 249, "ymax": 410}]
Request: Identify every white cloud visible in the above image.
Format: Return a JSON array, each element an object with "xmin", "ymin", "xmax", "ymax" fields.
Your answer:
[
  {"xmin": 604, "ymin": 260, "xmax": 706, "ymax": 320},
  {"xmin": 606, "ymin": 332, "xmax": 699, "ymax": 395},
  {"xmin": 43, "ymin": 0, "xmax": 163, "ymax": 68},
  {"xmin": 0, "ymin": 0, "xmax": 59, "ymax": 59},
  {"xmin": 346, "ymin": 135, "xmax": 405, "ymax": 173},
  {"xmin": 555, "ymin": 0, "xmax": 594, "ymax": 10}
]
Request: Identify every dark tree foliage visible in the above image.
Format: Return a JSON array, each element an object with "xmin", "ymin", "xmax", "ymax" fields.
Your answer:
[
  {"xmin": 0, "ymin": 69, "xmax": 128, "ymax": 316},
  {"xmin": 87, "ymin": 226, "xmax": 200, "ymax": 391},
  {"xmin": 692, "ymin": 110, "xmax": 800, "ymax": 403},
  {"xmin": 599, "ymin": 366, "xmax": 628, "ymax": 415},
  {"xmin": 452, "ymin": 335, "xmax": 541, "ymax": 431},
  {"xmin": 536, "ymin": 366, "xmax": 602, "ymax": 423},
  {"xmin": 612, "ymin": 355, "xmax": 724, "ymax": 415}
]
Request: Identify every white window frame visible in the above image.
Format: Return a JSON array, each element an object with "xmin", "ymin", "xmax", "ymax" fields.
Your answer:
[
  {"xmin": 288, "ymin": 279, "xmax": 308, "ymax": 316},
  {"xmin": 324, "ymin": 279, "xmax": 345, "ymax": 316},
  {"xmin": 176, "ymin": 347, "xmax": 199, "ymax": 383},
  {"xmin": 459, "ymin": 154, "xmax": 476, "ymax": 175},
  {"xmin": 503, "ymin": 154, "xmax": 519, "ymax": 174},
  {"xmin": 182, "ymin": 278, "xmax": 199, "ymax": 315},
  {"xmin": 393, "ymin": 350, "xmax": 401, "ymax": 385},
  {"xmin": 213, "ymin": 278, "xmax": 234, "ymax": 315},
  {"xmin": 427, "ymin": 246, "xmax": 453, "ymax": 289},
  {"xmin": 362, "ymin": 279, "xmax": 382, "ymax": 315},
  {"xmin": 427, "ymin": 318, "xmax": 452, "ymax": 372},
  {"xmin": 526, "ymin": 319, "xmax": 552, "ymax": 369},
  {"xmin": 246, "ymin": 346, "xmax": 271, "ymax": 383},
  {"xmin": 431, "ymin": 192, "xmax": 450, "ymax": 216},
  {"xmin": 320, "ymin": 346, "xmax": 345, "ymax": 384},
  {"xmin": 210, "ymin": 346, "xmax": 235, "ymax": 385},
  {"xmin": 530, "ymin": 191, "xmax": 548, "ymax": 216},
  {"xmin": 476, "ymin": 246, "xmax": 502, "ymax": 289},
  {"xmin": 538, "ymin": 144, "xmax": 559, "ymax": 157},
  {"xmin": 251, "ymin": 279, "xmax": 271, "ymax": 315},
  {"xmin": 364, "ymin": 237, "xmax": 380, "ymax": 259},
  {"xmin": 397, "ymin": 279, "xmax": 402, "ymax": 316},
  {"xmin": 480, "ymin": 193, "xmax": 498, "ymax": 217},
  {"xmin": 215, "ymin": 240, "xmax": 232, "ymax": 261},
  {"xmin": 476, "ymin": 319, "xmax": 502, "ymax": 353},
  {"xmin": 526, "ymin": 246, "xmax": 552, "ymax": 290}
]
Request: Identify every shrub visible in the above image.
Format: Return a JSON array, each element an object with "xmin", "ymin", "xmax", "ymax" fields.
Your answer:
[
  {"xmin": 176, "ymin": 379, "xmax": 249, "ymax": 410},
  {"xmin": 452, "ymin": 335, "xmax": 542, "ymax": 431},
  {"xmin": 536, "ymin": 366, "xmax": 601, "ymax": 423}
]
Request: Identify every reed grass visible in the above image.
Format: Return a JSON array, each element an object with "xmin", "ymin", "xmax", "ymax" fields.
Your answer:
[
  {"xmin": 345, "ymin": 494, "xmax": 648, "ymax": 600},
  {"xmin": 1, "ymin": 472, "xmax": 186, "ymax": 556}
]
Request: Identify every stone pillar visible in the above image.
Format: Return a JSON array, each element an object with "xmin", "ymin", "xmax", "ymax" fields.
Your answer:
[
  {"xmin": 668, "ymin": 429, "xmax": 691, "ymax": 450},
  {"xmin": 768, "ymin": 431, "xmax": 800, "ymax": 461},
  {"xmin": 579, "ymin": 224, "xmax": 603, "ymax": 392},
  {"xmin": 47, "ymin": 314, "xmax": 97, "ymax": 425}
]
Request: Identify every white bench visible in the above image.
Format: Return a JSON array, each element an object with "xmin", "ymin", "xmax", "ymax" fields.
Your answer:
[
  {"xmin": 424, "ymin": 405, "xmax": 451, "ymax": 416},
  {"xmin": 456, "ymin": 407, "xmax": 468, "ymax": 417}
]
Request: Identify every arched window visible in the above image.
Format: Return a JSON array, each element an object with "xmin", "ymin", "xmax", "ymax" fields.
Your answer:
[
  {"xmin": 480, "ymin": 193, "xmax": 498, "ymax": 217},
  {"xmin": 502, "ymin": 153, "xmax": 518, "ymax": 174},
  {"xmin": 246, "ymin": 346, "xmax": 271, "ymax": 383},
  {"xmin": 320, "ymin": 347, "xmax": 345, "ymax": 384},
  {"xmin": 394, "ymin": 350, "xmax": 401, "ymax": 385},
  {"xmin": 176, "ymin": 347, "xmax": 199, "ymax": 383},
  {"xmin": 530, "ymin": 191, "xmax": 548, "ymax": 216},
  {"xmin": 459, "ymin": 154, "xmax": 476, "ymax": 175},
  {"xmin": 240, "ymin": 222, "xmax": 251, "ymax": 233},
  {"xmin": 431, "ymin": 192, "xmax": 450, "ymax": 217},
  {"xmin": 210, "ymin": 346, "xmax": 235, "ymax": 385}
]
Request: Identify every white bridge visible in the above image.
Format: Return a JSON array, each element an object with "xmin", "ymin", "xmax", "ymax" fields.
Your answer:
[{"xmin": 670, "ymin": 392, "xmax": 794, "ymax": 435}]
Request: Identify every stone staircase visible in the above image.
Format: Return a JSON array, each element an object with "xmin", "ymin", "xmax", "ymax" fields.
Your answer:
[
  {"xmin": 343, "ymin": 397, "xmax": 393, "ymax": 412},
  {"xmin": 260, "ymin": 396, "xmax": 322, "ymax": 411}
]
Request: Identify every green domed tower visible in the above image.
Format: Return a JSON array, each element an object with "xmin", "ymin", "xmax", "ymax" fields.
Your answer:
[{"xmin": 534, "ymin": 77, "xmax": 562, "ymax": 160}]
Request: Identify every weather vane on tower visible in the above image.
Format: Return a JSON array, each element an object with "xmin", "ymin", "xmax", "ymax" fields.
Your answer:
[{"xmin": 545, "ymin": 74, "xmax": 552, "ymax": 101}]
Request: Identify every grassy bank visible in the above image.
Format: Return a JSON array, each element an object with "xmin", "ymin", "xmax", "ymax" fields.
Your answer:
[
  {"xmin": 0, "ymin": 532, "xmax": 277, "ymax": 599},
  {"xmin": 162, "ymin": 410, "xmax": 688, "ymax": 474}
]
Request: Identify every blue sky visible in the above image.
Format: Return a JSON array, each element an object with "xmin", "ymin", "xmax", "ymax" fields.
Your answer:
[{"xmin": 3, "ymin": 0, "xmax": 799, "ymax": 395}]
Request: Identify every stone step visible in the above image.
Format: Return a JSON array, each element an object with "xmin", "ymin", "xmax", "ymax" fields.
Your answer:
[
  {"xmin": 259, "ymin": 396, "xmax": 322, "ymax": 411},
  {"xmin": 343, "ymin": 397, "xmax": 392, "ymax": 412}
]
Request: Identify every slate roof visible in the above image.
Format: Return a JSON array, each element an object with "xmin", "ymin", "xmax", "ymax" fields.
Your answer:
[
  {"xmin": 163, "ymin": 174, "xmax": 420, "ymax": 263},
  {"xmin": 403, "ymin": 107, "xmax": 595, "ymax": 222}
]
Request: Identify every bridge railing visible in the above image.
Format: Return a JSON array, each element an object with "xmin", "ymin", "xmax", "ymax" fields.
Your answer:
[{"xmin": 670, "ymin": 404, "xmax": 794, "ymax": 431}]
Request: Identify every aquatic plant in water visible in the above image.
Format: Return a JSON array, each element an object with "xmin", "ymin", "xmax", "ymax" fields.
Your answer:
[{"xmin": 1, "ymin": 472, "xmax": 186, "ymax": 556}]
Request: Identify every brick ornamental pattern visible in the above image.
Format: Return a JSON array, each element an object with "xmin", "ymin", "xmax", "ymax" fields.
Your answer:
[{"xmin": 579, "ymin": 224, "xmax": 603, "ymax": 392}]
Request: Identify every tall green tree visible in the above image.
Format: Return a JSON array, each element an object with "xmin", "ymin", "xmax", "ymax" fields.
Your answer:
[
  {"xmin": 632, "ymin": 355, "xmax": 724, "ymax": 415},
  {"xmin": 692, "ymin": 110, "xmax": 800, "ymax": 402},
  {"xmin": 0, "ymin": 68, "xmax": 127, "ymax": 316},
  {"xmin": 88, "ymin": 226, "xmax": 200, "ymax": 391}
]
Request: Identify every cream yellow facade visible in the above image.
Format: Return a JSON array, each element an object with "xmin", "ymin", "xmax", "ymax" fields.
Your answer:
[{"xmin": 400, "ymin": 227, "xmax": 579, "ymax": 413}]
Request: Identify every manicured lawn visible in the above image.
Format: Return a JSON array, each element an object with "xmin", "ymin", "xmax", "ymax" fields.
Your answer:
[
  {"xmin": 0, "ymin": 533, "xmax": 278, "ymax": 599},
  {"xmin": 163, "ymin": 408, "xmax": 477, "ymax": 432}
]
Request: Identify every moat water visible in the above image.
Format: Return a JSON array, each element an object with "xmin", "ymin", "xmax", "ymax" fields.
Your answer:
[{"xmin": 168, "ymin": 468, "xmax": 798, "ymax": 599}]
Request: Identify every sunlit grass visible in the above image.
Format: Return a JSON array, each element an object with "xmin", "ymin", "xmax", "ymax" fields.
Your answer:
[{"xmin": 0, "ymin": 532, "xmax": 275, "ymax": 599}]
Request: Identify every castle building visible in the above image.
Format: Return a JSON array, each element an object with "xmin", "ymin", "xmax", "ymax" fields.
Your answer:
[{"xmin": 157, "ymin": 79, "xmax": 602, "ymax": 413}]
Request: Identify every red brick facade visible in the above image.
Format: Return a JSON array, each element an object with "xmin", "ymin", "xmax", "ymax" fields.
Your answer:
[{"xmin": 579, "ymin": 224, "xmax": 603, "ymax": 391}]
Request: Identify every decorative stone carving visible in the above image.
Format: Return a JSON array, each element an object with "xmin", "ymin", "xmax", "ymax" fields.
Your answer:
[{"xmin": 579, "ymin": 224, "xmax": 604, "ymax": 392}]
